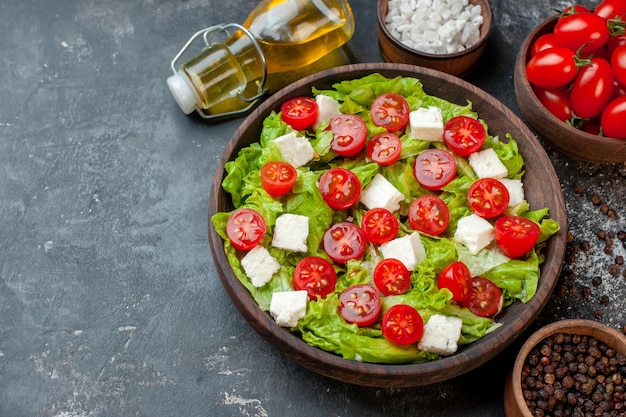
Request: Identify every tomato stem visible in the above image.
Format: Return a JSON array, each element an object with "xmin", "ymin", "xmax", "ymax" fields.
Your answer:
[{"xmin": 608, "ymin": 18, "xmax": 626, "ymax": 36}]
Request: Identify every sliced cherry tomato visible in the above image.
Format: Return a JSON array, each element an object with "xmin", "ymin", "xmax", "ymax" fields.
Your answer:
[
  {"xmin": 373, "ymin": 258, "xmax": 411, "ymax": 296},
  {"xmin": 413, "ymin": 148, "xmax": 457, "ymax": 191},
  {"xmin": 526, "ymin": 46, "xmax": 579, "ymax": 88},
  {"xmin": 381, "ymin": 304, "xmax": 424, "ymax": 345},
  {"xmin": 532, "ymin": 85, "xmax": 573, "ymax": 121},
  {"xmin": 323, "ymin": 222, "xmax": 366, "ymax": 264},
  {"xmin": 361, "ymin": 207, "xmax": 399, "ymax": 244},
  {"xmin": 370, "ymin": 93, "xmax": 410, "ymax": 132},
  {"xmin": 318, "ymin": 167, "xmax": 361, "ymax": 210},
  {"xmin": 225, "ymin": 208, "xmax": 267, "ymax": 251},
  {"xmin": 601, "ymin": 96, "xmax": 626, "ymax": 139},
  {"xmin": 531, "ymin": 33, "xmax": 560, "ymax": 56},
  {"xmin": 338, "ymin": 284, "xmax": 381, "ymax": 327},
  {"xmin": 570, "ymin": 57, "xmax": 615, "ymax": 119},
  {"xmin": 461, "ymin": 277, "xmax": 504, "ymax": 318},
  {"xmin": 443, "ymin": 116, "xmax": 487, "ymax": 157},
  {"xmin": 611, "ymin": 45, "xmax": 626, "ymax": 87},
  {"xmin": 553, "ymin": 13, "xmax": 610, "ymax": 54},
  {"xmin": 438, "ymin": 261, "xmax": 473, "ymax": 303},
  {"xmin": 494, "ymin": 215, "xmax": 541, "ymax": 259},
  {"xmin": 260, "ymin": 161, "xmax": 297, "ymax": 197},
  {"xmin": 467, "ymin": 178, "xmax": 510, "ymax": 219},
  {"xmin": 328, "ymin": 114, "xmax": 367, "ymax": 157},
  {"xmin": 293, "ymin": 256, "xmax": 337, "ymax": 300},
  {"xmin": 408, "ymin": 195, "xmax": 450, "ymax": 236},
  {"xmin": 280, "ymin": 96, "xmax": 319, "ymax": 130},
  {"xmin": 366, "ymin": 132, "xmax": 402, "ymax": 166},
  {"xmin": 594, "ymin": 0, "xmax": 626, "ymax": 20}
]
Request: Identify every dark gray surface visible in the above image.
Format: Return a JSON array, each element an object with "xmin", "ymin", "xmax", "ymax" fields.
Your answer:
[{"xmin": 1, "ymin": 0, "xmax": 625, "ymax": 416}]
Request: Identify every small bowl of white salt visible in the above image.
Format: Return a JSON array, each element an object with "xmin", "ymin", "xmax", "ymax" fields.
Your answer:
[{"xmin": 377, "ymin": 0, "xmax": 492, "ymax": 77}]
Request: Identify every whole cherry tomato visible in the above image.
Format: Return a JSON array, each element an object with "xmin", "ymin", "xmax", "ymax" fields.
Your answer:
[
  {"xmin": 532, "ymin": 85, "xmax": 573, "ymax": 121},
  {"xmin": 581, "ymin": 117, "xmax": 602, "ymax": 135},
  {"xmin": 611, "ymin": 45, "xmax": 626, "ymax": 87},
  {"xmin": 608, "ymin": 34, "xmax": 626, "ymax": 58},
  {"xmin": 594, "ymin": 0, "xmax": 626, "ymax": 20},
  {"xmin": 531, "ymin": 33, "xmax": 560, "ymax": 56},
  {"xmin": 526, "ymin": 46, "xmax": 579, "ymax": 88},
  {"xmin": 613, "ymin": 79, "xmax": 626, "ymax": 99},
  {"xmin": 570, "ymin": 58, "xmax": 614, "ymax": 119},
  {"xmin": 553, "ymin": 13, "xmax": 610, "ymax": 53},
  {"xmin": 438, "ymin": 261, "xmax": 473, "ymax": 303},
  {"xmin": 562, "ymin": 4, "xmax": 591, "ymax": 15},
  {"xmin": 601, "ymin": 96, "xmax": 626, "ymax": 139}
]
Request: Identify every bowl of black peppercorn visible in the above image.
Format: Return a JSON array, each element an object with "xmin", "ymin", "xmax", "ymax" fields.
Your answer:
[{"xmin": 504, "ymin": 319, "xmax": 626, "ymax": 417}]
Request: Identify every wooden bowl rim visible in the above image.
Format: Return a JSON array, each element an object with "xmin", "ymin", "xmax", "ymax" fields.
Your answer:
[
  {"xmin": 514, "ymin": 15, "xmax": 626, "ymax": 161},
  {"xmin": 376, "ymin": 0, "xmax": 493, "ymax": 60},
  {"xmin": 506, "ymin": 319, "xmax": 626, "ymax": 417},
  {"xmin": 208, "ymin": 62, "xmax": 567, "ymax": 387}
]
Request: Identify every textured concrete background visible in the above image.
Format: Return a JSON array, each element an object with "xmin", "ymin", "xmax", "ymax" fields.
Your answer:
[{"xmin": 1, "ymin": 0, "xmax": 625, "ymax": 416}]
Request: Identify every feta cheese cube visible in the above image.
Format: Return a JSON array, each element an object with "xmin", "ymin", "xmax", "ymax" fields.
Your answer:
[
  {"xmin": 360, "ymin": 174, "xmax": 405, "ymax": 212},
  {"xmin": 313, "ymin": 94, "xmax": 341, "ymax": 128},
  {"xmin": 240, "ymin": 246, "xmax": 281, "ymax": 287},
  {"xmin": 454, "ymin": 213, "xmax": 495, "ymax": 255},
  {"xmin": 269, "ymin": 290, "xmax": 308, "ymax": 328},
  {"xmin": 468, "ymin": 148, "xmax": 508, "ymax": 179},
  {"xmin": 380, "ymin": 232, "xmax": 426, "ymax": 271},
  {"xmin": 499, "ymin": 178, "xmax": 525, "ymax": 207},
  {"xmin": 409, "ymin": 106, "xmax": 444, "ymax": 141},
  {"xmin": 271, "ymin": 213, "xmax": 309, "ymax": 252},
  {"xmin": 418, "ymin": 314, "xmax": 463, "ymax": 356},
  {"xmin": 274, "ymin": 132, "xmax": 315, "ymax": 168}
]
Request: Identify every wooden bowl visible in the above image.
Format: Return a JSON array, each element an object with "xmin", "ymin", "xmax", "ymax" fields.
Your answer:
[
  {"xmin": 208, "ymin": 63, "xmax": 567, "ymax": 387},
  {"xmin": 514, "ymin": 16, "xmax": 626, "ymax": 163},
  {"xmin": 376, "ymin": 0, "xmax": 492, "ymax": 77},
  {"xmin": 504, "ymin": 319, "xmax": 626, "ymax": 417}
]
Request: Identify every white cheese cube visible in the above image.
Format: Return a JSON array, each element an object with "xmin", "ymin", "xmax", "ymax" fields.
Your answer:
[
  {"xmin": 454, "ymin": 213, "xmax": 495, "ymax": 255},
  {"xmin": 468, "ymin": 148, "xmax": 508, "ymax": 179},
  {"xmin": 313, "ymin": 94, "xmax": 341, "ymax": 129},
  {"xmin": 499, "ymin": 178, "xmax": 524, "ymax": 207},
  {"xmin": 274, "ymin": 132, "xmax": 315, "ymax": 168},
  {"xmin": 269, "ymin": 290, "xmax": 308, "ymax": 328},
  {"xmin": 360, "ymin": 174, "xmax": 405, "ymax": 212},
  {"xmin": 409, "ymin": 106, "xmax": 444, "ymax": 141},
  {"xmin": 240, "ymin": 246, "xmax": 281, "ymax": 287},
  {"xmin": 271, "ymin": 213, "xmax": 309, "ymax": 252},
  {"xmin": 380, "ymin": 232, "xmax": 425, "ymax": 271},
  {"xmin": 418, "ymin": 314, "xmax": 463, "ymax": 355}
]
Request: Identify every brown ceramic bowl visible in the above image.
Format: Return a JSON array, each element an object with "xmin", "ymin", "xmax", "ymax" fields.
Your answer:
[
  {"xmin": 514, "ymin": 16, "xmax": 626, "ymax": 163},
  {"xmin": 208, "ymin": 63, "xmax": 567, "ymax": 387},
  {"xmin": 504, "ymin": 319, "xmax": 626, "ymax": 417},
  {"xmin": 377, "ymin": 0, "xmax": 492, "ymax": 77}
]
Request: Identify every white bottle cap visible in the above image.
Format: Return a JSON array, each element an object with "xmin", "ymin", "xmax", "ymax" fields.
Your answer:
[{"xmin": 167, "ymin": 71, "xmax": 198, "ymax": 114}]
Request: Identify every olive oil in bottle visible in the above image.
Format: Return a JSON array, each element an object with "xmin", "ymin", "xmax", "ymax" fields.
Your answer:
[{"xmin": 167, "ymin": 0, "xmax": 354, "ymax": 120}]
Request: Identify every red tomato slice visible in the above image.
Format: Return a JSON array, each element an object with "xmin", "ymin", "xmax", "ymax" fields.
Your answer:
[
  {"xmin": 225, "ymin": 208, "xmax": 267, "ymax": 251},
  {"xmin": 373, "ymin": 258, "xmax": 411, "ymax": 296},
  {"xmin": 408, "ymin": 195, "xmax": 450, "ymax": 236},
  {"xmin": 329, "ymin": 114, "xmax": 367, "ymax": 157},
  {"xmin": 260, "ymin": 161, "xmax": 297, "ymax": 197},
  {"xmin": 601, "ymin": 96, "xmax": 626, "ymax": 139},
  {"xmin": 413, "ymin": 148, "xmax": 457, "ymax": 191},
  {"xmin": 366, "ymin": 132, "xmax": 402, "ymax": 166},
  {"xmin": 280, "ymin": 96, "xmax": 319, "ymax": 130},
  {"xmin": 461, "ymin": 277, "xmax": 504, "ymax": 318},
  {"xmin": 438, "ymin": 261, "xmax": 473, "ymax": 303},
  {"xmin": 381, "ymin": 304, "xmax": 424, "ymax": 345},
  {"xmin": 293, "ymin": 256, "xmax": 337, "ymax": 300},
  {"xmin": 338, "ymin": 284, "xmax": 381, "ymax": 327},
  {"xmin": 443, "ymin": 116, "xmax": 487, "ymax": 157},
  {"xmin": 553, "ymin": 13, "xmax": 610, "ymax": 54},
  {"xmin": 370, "ymin": 93, "xmax": 410, "ymax": 132},
  {"xmin": 494, "ymin": 215, "xmax": 541, "ymax": 259},
  {"xmin": 361, "ymin": 207, "xmax": 399, "ymax": 244},
  {"xmin": 570, "ymin": 58, "xmax": 615, "ymax": 119},
  {"xmin": 467, "ymin": 178, "xmax": 510, "ymax": 219},
  {"xmin": 323, "ymin": 222, "xmax": 366, "ymax": 264},
  {"xmin": 318, "ymin": 167, "xmax": 361, "ymax": 210}
]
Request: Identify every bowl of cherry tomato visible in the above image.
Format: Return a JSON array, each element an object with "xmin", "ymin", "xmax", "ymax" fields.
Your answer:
[
  {"xmin": 208, "ymin": 62, "xmax": 567, "ymax": 387},
  {"xmin": 514, "ymin": 1, "xmax": 626, "ymax": 163}
]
